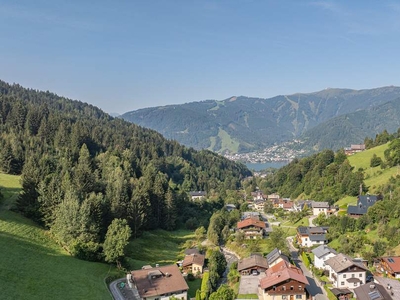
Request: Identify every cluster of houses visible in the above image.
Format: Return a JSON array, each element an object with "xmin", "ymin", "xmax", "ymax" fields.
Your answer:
[{"xmin": 309, "ymin": 244, "xmax": 400, "ymax": 299}]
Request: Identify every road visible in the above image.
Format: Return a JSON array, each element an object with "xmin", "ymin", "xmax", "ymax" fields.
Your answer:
[
  {"xmin": 286, "ymin": 237, "xmax": 328, "ymax": 300},
  {"xmin": 220, "ymin": 247, "xmax": 240, "ymax": 284}
]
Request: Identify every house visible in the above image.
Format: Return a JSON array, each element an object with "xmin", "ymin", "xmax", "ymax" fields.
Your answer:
[
  {"xmin": 254, "ymin": 200, "xmax": 266, "ymax": 212},
  {"xmin": 312, "ymin": 245, "xmax": 338, "ymax": 270},
  {"xmin": 353, "ymin": 282, "xmax": 393, "ymax": 300},
  {"xmin": 325, "ymin": 253, "xmax": 368, "ymax": 289},
  {"xmin": 237, "ymin": 217, "xmax": 266, "ymax": 239},
  {"xmin": 347, "ymin": 195, "xmax": 378, "ymax": 218},
  {"xmin": 294, "ymin": 200, "xmax": 313, "ymax": 212},
  {"xmin": 267, "ymin": 193, "xmax": 280, "ymax": 202},
  {"xmin": 182, "ymin": 253, "xmax": 205, "ymax": 274},
  {"xmin": 259, "ymin": 260, "xmax": 309, "ymax": 300},
  {"xmin": 296, "ymin": 226, "xmax": 329, "ymax": 248},
  {"xmin": 330, "ymin": 288, "xmax": 353, "ymax": 300},
  {"xmin": 189, "ymin": 191, "xmax": 206, "ymax": 201},
  {"xmin": 376, "ymin": 256, "xmax": 400, "ymax": 279},
  {"xmin": 225, "ymin": 204, "xmax": 236, "ymax": 212},
  {"xmin": 374, "ymin": 276, "xmax": 400, "ymax": 299},
  {"xmin": 266, "ymin": 248, "xmax": 289, "ymax": 267},
  {"xmin": 344, "ymin": 144, "xmax": 366, "ymax": 156},
  {"xmin": 237, "ymin": 254, "xmax": 269, "ymax": 275},
  {"xmin": 312, "ymin": 201, "xmax": 330, "ymax": 216},
  {"xmin": 251, "ymin": 191, "xmax": 267, "ymax": 201},
  {"xmin": 130, "ymin": 264, "xmax": 189, "ymax": 300},
  {"xmin": 242, "ymin": 211, "xmax": 260, "ymax": 220}
]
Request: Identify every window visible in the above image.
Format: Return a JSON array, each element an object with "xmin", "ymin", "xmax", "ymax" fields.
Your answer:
[
  {"xmin": 282, "ymin": 286, "xmax": 286, "ymax": 291},
  {"xmin": 352, "ymin": 274, "xmax": 355, "ymax": 278},
  {"xmin": 282, "ymin": 296, "xmax": 287, "ymax": 300},
  {"xmin": 341, "ymin": 282, "xmax": 345, "ymax": 286},
  {"xmin": 359, "ymin": 273, "xmax": 362, "ymax": 277},
  {"xmin": 354, "ymin": 282, "xmax": 358, "ymax": 287},
  {"xmin": 290, "ymin": 286, "xmax": 294, "ymax": 290},
  {"xmin": 296, "ymin": 296, "xmax": 302, "ymax": 299},
  {"xmin": 343, "ymin": 274, "xmax": 346, "ymax": 278}
]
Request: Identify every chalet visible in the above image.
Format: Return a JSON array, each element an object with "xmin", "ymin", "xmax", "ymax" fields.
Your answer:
[
  {"xmin": 189, "ymin": 191, "xmax": 206, "ymax": 201},
  {"xmin": 353, "ymin": 282, "xmax": 393, "ymax": 300},
  {"xmin": 266, "ymin": 248, "xmax": 289, "ymax": 267},
  {"xmin": 293, "ymin": 200, "xmax": 313, "ymax": 212},
  {"xmin": 296, "ymin": 226, "xmax": 329, "ymax": 248},
  {"xmin": 237, "ymin": 217, "xmax": 266, "ymax": 239},
  {"xmin": 267, "ymin": 193, "xmax": 280, "ymax": 201},
  {"xmin": 312, "ymin": 245, "xmax": 337, "ymax": 270},
  {"xmin": 325, "ymin": 253, "xmax": 368, "ymax": 289},
  {"xmin": 182, "ymin": 253, "xmax": 205, "ymax": 274},
  {"xmin": 251, "ymin": 191, "xmax": 267, "ymax": 201},
  {"xmin": 376, "ymin": 256, "xmax": 400, "ymax": 279},
  {"xmin": 347, "ymin": 195, "xmax": 378, "ymax": 218},
  {"xmin": 312, "ymin": 201, "xmax": 331, "ymax": 216},
  {"xmin": 259, "ymin": 260, "xmax": 309, "ymax": 300},
  {"xmin": 254, "ymin": 200, "xmax": 266, "ymax": 212},
  {"xmin": 344, "ymin": 144, "xmax": 366, "ymax": 156},
  {"xmin": 237, "ymin": 254, "xmax": 268, "ymax": 275},
  {"xmin": 129, "ymin": 264, "xmax": 189, "ymax": 300}
]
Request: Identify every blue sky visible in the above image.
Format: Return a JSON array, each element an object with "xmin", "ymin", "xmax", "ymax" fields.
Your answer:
[{"xmin": 1, "ymin": 0, "xmax": 400, "ymax": 114}]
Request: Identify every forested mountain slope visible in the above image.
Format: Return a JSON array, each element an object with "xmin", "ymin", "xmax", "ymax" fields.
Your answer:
[
  {"xmin": 0, "ymin": 80, "xmax": 251, "ymax": 261},
  {"xmin": 121, "ymin": 86, "xmax": 400, "ymax": 153},
  {"xmin": 301, "ymin": 97, "xmax": 400, "ymax": 151}
]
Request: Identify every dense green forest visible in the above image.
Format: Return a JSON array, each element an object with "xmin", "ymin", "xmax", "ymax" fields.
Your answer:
[
  {"xmin": 254, "ymin": 149, "xmax": 366, "ymax": 203},
  {"xmin": 0, "ymin": 80, "xmax": 251, "ymax": 262}
]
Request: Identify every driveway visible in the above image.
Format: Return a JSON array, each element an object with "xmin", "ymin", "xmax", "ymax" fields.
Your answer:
[
  {"xmin": 286, "ymin": 237, "xmax": 328, "ymax": 300},
  {"xmin": 109, "ymin": 279, "xmax": 138, "ymax": 300},
  {"xmin": 238, "ymin": 273, "xmax": 265, "ymax": 295}
]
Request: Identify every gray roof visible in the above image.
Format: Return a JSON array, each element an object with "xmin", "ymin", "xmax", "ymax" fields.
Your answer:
[
  {"xmin": 265, "ymin": 248, "xmax": 289, "ymax": 265},
  {"xmin": 374, "ymin": 277, "xmax": 400, "ymax": 299},
  {"xmin": 189, "ymin": 191, "xmax": 206, "ymax": 197},
  {"xmin": 312, "ymin": 201, "xmax": 330, "ymax": 208},
  {"xmin": 325, "ymin": 253, "xmax": 368, "ymax": 273},
  {"xmin": 347, "ymin": 195, "xmax": 378, "ymax": 216},
  {"xmin": 312, "ymin": 245, "xmax": 337, "ymax": 259},
  {"xmin": 242, "ymin": 211, "xmax": 260, "ymax": 219},
  {"xmin": 354, "ymin": 283, "xmax": 393, "ymax": 300}
]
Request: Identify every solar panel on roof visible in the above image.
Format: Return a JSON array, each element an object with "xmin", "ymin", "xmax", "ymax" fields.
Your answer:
[
  {"xmin": 368, "ymin": 290, "xmax": 382, "ymax": 300},
  {"xmin": 388, "ymin": 258, "xmax": 395, "ymax": 263}
]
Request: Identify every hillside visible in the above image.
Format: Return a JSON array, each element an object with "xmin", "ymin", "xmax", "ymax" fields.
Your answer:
[
  {"xmin": 302, "ymin": 98, "xmax": 400, "ymax": 151},
  {"xmin": 121, "ymin": 86, "xmax": 400, "ymax": 154},
  {"xmin": 0, "ymin": 173, "xmax": 114, "ymax": 300},
  {"xmin": 0, "ymin": 79, "xmax": 250, "ymax": 266}
]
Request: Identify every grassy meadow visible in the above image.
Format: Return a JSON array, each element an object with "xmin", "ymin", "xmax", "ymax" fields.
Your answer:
[{"xmin": 0, "ymin": 173, "xmax": 115, "ymax": 300}]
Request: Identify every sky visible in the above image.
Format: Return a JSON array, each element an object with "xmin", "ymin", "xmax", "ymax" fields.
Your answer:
[{"xmin": 1, "ymin": 0, "xmax": 400, "ymax": 114}]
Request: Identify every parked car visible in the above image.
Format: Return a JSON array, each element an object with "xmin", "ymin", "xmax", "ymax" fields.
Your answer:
[{"xmin": 252, "ymin": 270, "xmax": 259, "ymax": 276}]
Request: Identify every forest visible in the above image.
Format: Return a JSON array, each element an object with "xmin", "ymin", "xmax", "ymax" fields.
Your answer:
[{"xmin": 0, "ymin": 80, "xmax": 251, "ymax": 263}]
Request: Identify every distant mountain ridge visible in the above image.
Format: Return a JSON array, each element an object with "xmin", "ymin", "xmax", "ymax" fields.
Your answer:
[{"xmin": 121, "ymin": 86, "xmax": 400, "ymax": 154}]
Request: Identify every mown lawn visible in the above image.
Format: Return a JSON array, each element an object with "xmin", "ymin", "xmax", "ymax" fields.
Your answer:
[
  {"xmin": 125, "ymin": 229, "xmax": 195, "ymax": 270},
  {"xmin": 187, "ymin": 278, "xmax": 202, "ymax": 298},
  {"xmin": 0, "ymin": 173, "xmax": 114, "ymax": 300},
  {"xmin": 348, "ymin": 143, "xmax": 388, "ymax": 170}
]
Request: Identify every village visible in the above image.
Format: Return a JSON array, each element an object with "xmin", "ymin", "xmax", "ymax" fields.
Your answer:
[{"xmin": 111, "ymin": 183, "xmax": 400, "ymax": 300}]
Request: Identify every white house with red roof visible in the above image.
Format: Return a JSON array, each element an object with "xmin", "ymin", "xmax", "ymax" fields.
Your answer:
[{"xmin": 237, "ymin": 217, "xmax": 266, "ymax": 239}]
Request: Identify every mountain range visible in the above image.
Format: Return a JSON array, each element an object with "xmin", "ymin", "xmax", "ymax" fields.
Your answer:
[{"xmin": 121, "ymin": 86, "xmax": 400, "ymax": 154}]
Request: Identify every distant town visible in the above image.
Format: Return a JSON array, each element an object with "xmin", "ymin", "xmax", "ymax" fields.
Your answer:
[{"xmin": 224, "ymin": 140, "xmax": 306, "ymax": 164}]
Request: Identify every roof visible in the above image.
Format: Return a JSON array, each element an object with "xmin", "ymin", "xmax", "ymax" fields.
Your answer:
[
  {"xmin": 347, "ymin": 195, "xmax": 378, "ymax": 216},
  {"xmin": 325, "ymin": 253, "xmax": 368, "ymax": 273},
  {"xmin": 184, "ymin": 248, "xmax": 200, "ymax": 255},
  {"xmin": 354, "ymin": 283, "xmax": 392, "ymax": 300},
  {"xmin": 330, "ymin": 288, "xmax": 352, "ymax": 296},
  {"xmin": 237, "ymin": 217, "xmax": 266, "ymax": 229},
  {"xmin": 131, "ymin": 264, "xmax": 189, "ymax": 298},
  {"xmin": 312, "ymin": 201, "xmax": 330, "ymax": 208},
  {"xmin": 237, "ymin": 254, "xmax": 268, "ymax": 271},
  {"xmin": 374, "ymin": 276, "xmax": 400, "ymax": 299},
  {"xmin": 242, "ymin": 211, "xmax": 260, "ymax": 219},
  {"xmin": 297, "ymin": 226, "xmax": 328, "ymax": 239},
  {"xmin": 182, "ymin": 254, "xmax": 205, "ymax": 267},
  {"xmin": 381, "ymin": 256, "xmax": 400, "ymax": 273},
  {"xmin": 312, "ymin": 245, "xmax": 337, "ymax": 259},
  {"xmin": 260, "ymin": 260, "xmax": 308, "ymax": 289},
  {"xmin": 266, "ymin": 248, "xmax": 281, "ymax": 265},
  {"xmin": 351, "ymin": 144, "xmax": 366, "ymax": 150},
  {"xmin": 189, "ymin": 191, "xmax": 206, "ymax": 197}
]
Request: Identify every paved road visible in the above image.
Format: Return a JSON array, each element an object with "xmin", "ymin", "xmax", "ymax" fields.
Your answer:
[{"xmin": 286, "ymin": 237, "xmax": 328, "ymax": 300}]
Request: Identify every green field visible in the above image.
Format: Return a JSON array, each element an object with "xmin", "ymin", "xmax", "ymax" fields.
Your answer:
[
  {"xmin": 347, "ymin": 143, "xmax": 388, "ymax": 170},
  {"xmin": 126, "ymin": 229, "xmax": 194, "ymax": 270},
  {"xmin": 0, "ymin": 173, "xmax": 115, "ymax": 300}
]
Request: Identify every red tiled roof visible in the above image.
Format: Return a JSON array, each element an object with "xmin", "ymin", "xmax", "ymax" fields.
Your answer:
[
  {"xmin": 382, "ymin": 256, "xmax": 400, "ymax": 273},
  {"xmin": 237, "ymin": 217, "xmax": 266, "ymax": 229},
  {"xmin": 182, "ymin": 254, "xmax": 205, "ymax": 267},
  {"xmin": 260, "ymin": 260, "xmax": 308, "ymax": 289}
]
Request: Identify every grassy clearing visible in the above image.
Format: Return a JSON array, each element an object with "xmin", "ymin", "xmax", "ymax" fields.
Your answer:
[
  {"xmin": 218, "ymin": 128, "xmax": 240, "ymax": 153},
  {"xmin": 365, "ymin": 167, "xmax": 399, "ymax": 193},
  {"xmin": 0, "ymin": 173, "xmax": 114, "ymax": 300},
  {"xmin": 125, "ymin": 229, "xmax": 194, "ymax": 270},
  {"xmin": 348, "ymin": 143, "xmax": 388, "ymax": 170},
  {"xmin": 335, "ymin": 196, "xmax": 357, "ymax": 208},
  {"xmin": 237, "ymin": 294, "xmax": 259, "ymax": 299},
  {"xmin": 187, "ymin": 278, "xmax": 202, "ymax": 298}
]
